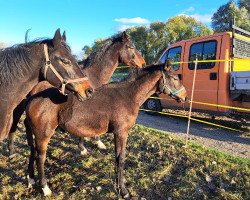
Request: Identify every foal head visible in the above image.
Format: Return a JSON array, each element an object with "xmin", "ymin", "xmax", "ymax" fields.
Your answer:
[
  {"xmin": 42, "ymin": 29, "xmax": 93, "ymax": 100},
  {"xmin": 157, "ymin": 60, "xmax": 187, "ymax": 102},
  {"xmin": 117, "ymin": 32, "xmax": 145, "ymax": 68}
]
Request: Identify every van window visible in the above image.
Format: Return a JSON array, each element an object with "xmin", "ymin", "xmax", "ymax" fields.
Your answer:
[
  {"xmin": 188, "ymin": 40, "xmax": 217, "ymax": 70},
  {"xmin": 160, "ymin": 46, "xmax": 182, "ymax": 70}
]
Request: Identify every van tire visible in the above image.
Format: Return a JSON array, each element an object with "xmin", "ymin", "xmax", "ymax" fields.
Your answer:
[{"xmin": 143, "ymin": 96, "xmax": 162, "ymax": 115}]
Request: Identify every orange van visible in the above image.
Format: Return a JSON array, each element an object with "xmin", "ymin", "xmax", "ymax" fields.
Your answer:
[{"xmin": 144, "ymin": 26, "xmax": 250, "ymax": 114}]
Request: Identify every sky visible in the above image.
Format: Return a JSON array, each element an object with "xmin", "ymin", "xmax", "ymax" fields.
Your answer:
[{"xmin": 0, "ymin": 0, "xmax": 229, "ymax": 57}]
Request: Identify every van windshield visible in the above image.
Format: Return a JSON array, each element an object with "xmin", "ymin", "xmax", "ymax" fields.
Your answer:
[{"xmin": 160, "ymin": 46, "xmax": 182, "ymax": 70}]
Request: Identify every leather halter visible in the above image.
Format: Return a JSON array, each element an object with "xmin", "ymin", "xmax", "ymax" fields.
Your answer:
[
  {"xmin": 161, "ymin": 69, "xmax": 185, "ymax": 97},
  {"xmin": 43, "ymin": 44, "xmax": 88, "ymax": 95}
]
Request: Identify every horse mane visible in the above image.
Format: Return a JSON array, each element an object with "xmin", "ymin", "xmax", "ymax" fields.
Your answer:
[
  {"xmin": 98, "ymin": 64, "xmax": 166, "ymax": 91},
  {"xmin": 124, "ymin": 64, "xmax": 165, "ymax": 81},
  {"xmin": 0, "ymin": 38, "xmax": 70, "ymax": 86},
  {"xmin": 80, "ymin": 32, "xmax": 126, "ymax": 69}
]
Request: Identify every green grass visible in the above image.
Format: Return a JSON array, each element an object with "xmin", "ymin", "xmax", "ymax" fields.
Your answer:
[{"xmin": 0, "ymin": 124, "xmax": 249, "ymax": 200}]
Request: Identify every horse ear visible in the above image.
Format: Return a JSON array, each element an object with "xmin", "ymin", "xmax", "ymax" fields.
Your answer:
[
  {"xmin": 52, "ymin": 28, "xmax": 62, "ymax": 46},
  {"xmin": 62, "ymin": 31, "xmax": 66, "ymax": 41},
  {"xmin": 122, "ymin": 31, "xmax": 129, "ymax": 41},
  {"xmin": 164, "ymin": 58, "xmax": 172, "ymax": 70}
]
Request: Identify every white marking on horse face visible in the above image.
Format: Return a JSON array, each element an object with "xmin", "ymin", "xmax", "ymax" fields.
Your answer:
[
  {"xmin": 27, "ymin": 175, "xmax": 35, "ymax": 188},
  {"xmin": 42, "ymin": 184, "xmax": 52, "ymax": 196}
]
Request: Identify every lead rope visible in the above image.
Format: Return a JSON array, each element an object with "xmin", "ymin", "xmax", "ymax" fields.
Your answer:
[{"xmin": 43, "ymin": 44, "xmax": 88, "ymax": 95}]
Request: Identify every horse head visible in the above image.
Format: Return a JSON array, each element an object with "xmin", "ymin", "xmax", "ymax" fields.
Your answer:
[
  {"xmin": 118, "ymin": 31, "xmax": 146, "ymax": 68},
  {"xmin": 42, "ymin": 29, "xmax": 93, "ymax": 101},
  {"xmin": 157, "ymin": 59, "xmax": 187, "ymax": 103}
]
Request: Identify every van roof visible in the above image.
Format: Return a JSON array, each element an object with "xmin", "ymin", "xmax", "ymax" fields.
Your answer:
[{"xmin": 168, "ymin": 32, "xmax": 250, "ymax": 48}]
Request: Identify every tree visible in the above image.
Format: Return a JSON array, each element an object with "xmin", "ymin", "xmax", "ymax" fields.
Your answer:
[
  {"xmin": 82, "ymin": 45, "xmax": 92, "ymax": 59},
  {"xmin": 127, "ymin": 16, "xmax": 212, "ymax": 64},
  {"xmin": 82, "ymin": 16, "xmax": 212, "ymax": 64},
  {"xmin": 212, "ymin": 0, "xmax": 250, "ymax": 32},
  {"xmin": 165, "ymin": 15, "xmax": 213, "ymax": 44},
  {"xmin": 238, "ymin": 0, "xmax": 250, "ymax": 11}
]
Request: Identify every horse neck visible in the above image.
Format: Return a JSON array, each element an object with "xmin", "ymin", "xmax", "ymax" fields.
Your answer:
[
  {"xmin": 129, "ymin": 70, "xmax": 162, "ymax": 106},
  {"xmin": 82, "ymin": 44, "xmax": 120, "ymax": 89}
]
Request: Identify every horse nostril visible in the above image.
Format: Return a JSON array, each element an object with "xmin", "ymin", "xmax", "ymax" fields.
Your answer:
[
  {"xmin": 185, "ymin": 96, "xmax": 189, "ymax": 102},
  {"xmin": 142, "ymin": 63, "xmax": 146, "ymax": 67}
]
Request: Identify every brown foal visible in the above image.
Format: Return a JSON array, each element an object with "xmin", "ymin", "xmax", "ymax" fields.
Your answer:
[{"xmin": 25, "ymin": 61, "xmax": 187, "ymax": 198}]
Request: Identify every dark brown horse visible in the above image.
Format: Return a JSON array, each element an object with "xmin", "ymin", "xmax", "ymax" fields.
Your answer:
[
  {"xmin": 24, "ymin": 31, "xmax": 145, "ymax": 154},
  {"xmin": 25, "ymin": 62, "xmax": 187, "ymax": 198},
  {"xmin": 0, "ymin": 29, "xmax": 92, "ymax": 144}
]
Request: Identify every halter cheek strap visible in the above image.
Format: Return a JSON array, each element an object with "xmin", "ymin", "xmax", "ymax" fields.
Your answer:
[{"xmin": 43, "ymin": 44, "xmax": 88, "ymax": 95}]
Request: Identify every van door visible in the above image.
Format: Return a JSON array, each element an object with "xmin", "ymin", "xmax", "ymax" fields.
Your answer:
[
  {"xmin": 183, "ymin": 37, "xmax": 222, "ymax": 111},
  {"xmin": 158, "ymin": 45, "xmax": 185, "ymax": 108}
]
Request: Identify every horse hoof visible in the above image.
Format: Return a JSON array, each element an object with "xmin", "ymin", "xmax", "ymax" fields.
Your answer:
[
  {"xmin": 122, "ymin": 192, "xmax": 131, "ymax": 199},
  {"xmin": 42, "ymin": 184, "xmax": 52, "ymax": 196},
  {"xmin": 27, "ymin": 175, "xmax": 35, "ymax": 188},
  {"xmin": 95, "ymin": 140, "xmax": 107, "ymax": 150},
  {"xmin": 80, "ymin": 148, "xmax": 88, "ymax": 156}
]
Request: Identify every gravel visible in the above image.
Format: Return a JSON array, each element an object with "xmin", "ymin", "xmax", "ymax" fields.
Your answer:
[{"xmin": 136, "ymin": 111, "xmax": 250, "ymax": 159}]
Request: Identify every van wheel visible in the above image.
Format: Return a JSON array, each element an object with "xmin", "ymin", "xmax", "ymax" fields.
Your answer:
[{"xmin": 143, "ymin": 96, "xmax": 162, "ymax": 114}]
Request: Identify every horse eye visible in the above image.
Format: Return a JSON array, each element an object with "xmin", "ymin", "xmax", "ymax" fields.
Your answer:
[
  {"xmin": 61, "ymin": 58, "xmax": 71, "ymax": 65},
  {"xmin": 126, "ymin": 45, "xmax": 134, "ymax": 49}
]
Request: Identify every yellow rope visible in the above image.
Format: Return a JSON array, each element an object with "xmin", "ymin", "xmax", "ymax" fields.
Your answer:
[
  {"xmin": 147, "ymin": 96, "xmax": 250, "ymax": 112},
  {"xmin": 139, "ymin": 109, "xmax": 242, "ymax": 132}
]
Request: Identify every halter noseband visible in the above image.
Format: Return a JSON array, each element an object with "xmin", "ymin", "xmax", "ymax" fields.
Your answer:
[
  {"xmin": 161, "ymin": 68, "xmax": 185, "ymax": 97},
  {"xmin": 43, "ymin": 44, "xmax": 88, "ymax": 95}
]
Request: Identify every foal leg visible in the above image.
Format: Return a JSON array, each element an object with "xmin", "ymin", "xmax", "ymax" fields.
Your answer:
[
  {"xmin": 114, "ymin": 130, "xmax": 130, "ymax": 199},
  {"xmin": 35, "ymin": 131, "xmax": 54, "ymax": 196},
  {"xmin": 25, "ymin": 118, "xmax": 36, "ymax": 188},
  {"xmin": 78, "ymin": 137, "xmax": 88, "ymax": 156},
  {"xmin": 8, "ymin": 101, "xmax": 25, "ymax": 157},
  {"xmin": 92, "ymin": 136, "xmax": 107, "ymax": 150},
  {"xmin": 78, "ymin": 136, "xmax": 106, "ymax": 155}
]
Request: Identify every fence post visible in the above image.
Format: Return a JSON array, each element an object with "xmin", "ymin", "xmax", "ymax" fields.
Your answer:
[{"xmin": 185, "ymin": 58, "xmax": 198, "ymax": 147}]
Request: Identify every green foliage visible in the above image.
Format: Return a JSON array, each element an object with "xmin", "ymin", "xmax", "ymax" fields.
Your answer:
[
  {"xmin": 82, "ymin": 45, "xmax": 92, "ymax": 59},
  {"xmin": 238, "ymin": 0, "xmax": 250, "ymax": 11},
  {"xmin": 81, "ymin": 15, "xmax": 212, "ymax": 65},
  {"xmin": 127, "ymin": 16, "xmax": 212, "ymax": 64},
  {"xmin": 165, "ymin": 15, "xmax": 213, "ymax": 44},
  {"xmin": 212, "ymin": 0, "xmax": 250, "ymax": 32}
]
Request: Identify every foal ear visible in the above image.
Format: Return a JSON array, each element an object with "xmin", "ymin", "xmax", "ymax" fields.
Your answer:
[
  {"xmin": 122, "ymin": 31, "xmax": 129, "ymax": 42},
  {"xmin": 62, "ymin": 31, "xmax": 66, "ymax": 41},
  {"xmin": 52, "ymin": 28, "xmax": 62, "ymax": 46},
  {"xmin": 164, "ymin": 58, "xmax": 172, "ymax": 70}
]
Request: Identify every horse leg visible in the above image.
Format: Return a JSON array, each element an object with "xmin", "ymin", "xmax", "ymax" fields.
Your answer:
[
  {"xmin": 0, "ymin": 106, "xmax": 13, "ymax": 141},
  {"xmin": 114, "ymin": 130, "xmax": 130, "ymax": 199},
  {"xmin": 78, "ymin": 137, "xmax": 88, "ymax": 156},
  {"xmin": 35, "ymin": 131, "xmax": 54, "ymax": 196},
  {"xmin": 92, "ymin": 136, "xmax": 107, "ymax": 150},
  {"xmin": 25, "ymin": 118, "xmax": 36, "ymax": 188},
  {"xmin": 8, "ymin": 100, "xmax": 25, "ymax": 157}
]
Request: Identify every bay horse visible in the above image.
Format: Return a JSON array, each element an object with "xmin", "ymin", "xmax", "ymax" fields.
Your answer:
[
  {"xmin": 4, "ymin": 29, "xmax": 94, "ymax": 157},
  {"xmin": 25, "ymin": 61, "xmax": 187, "ymax": 198},
  {"xmin": 24, "ymin": 31, "xmax": 145, "ymax": 154},
  {"xmin": 0, "ymin": 29, "xmax": 92, "ymax": 144}
]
